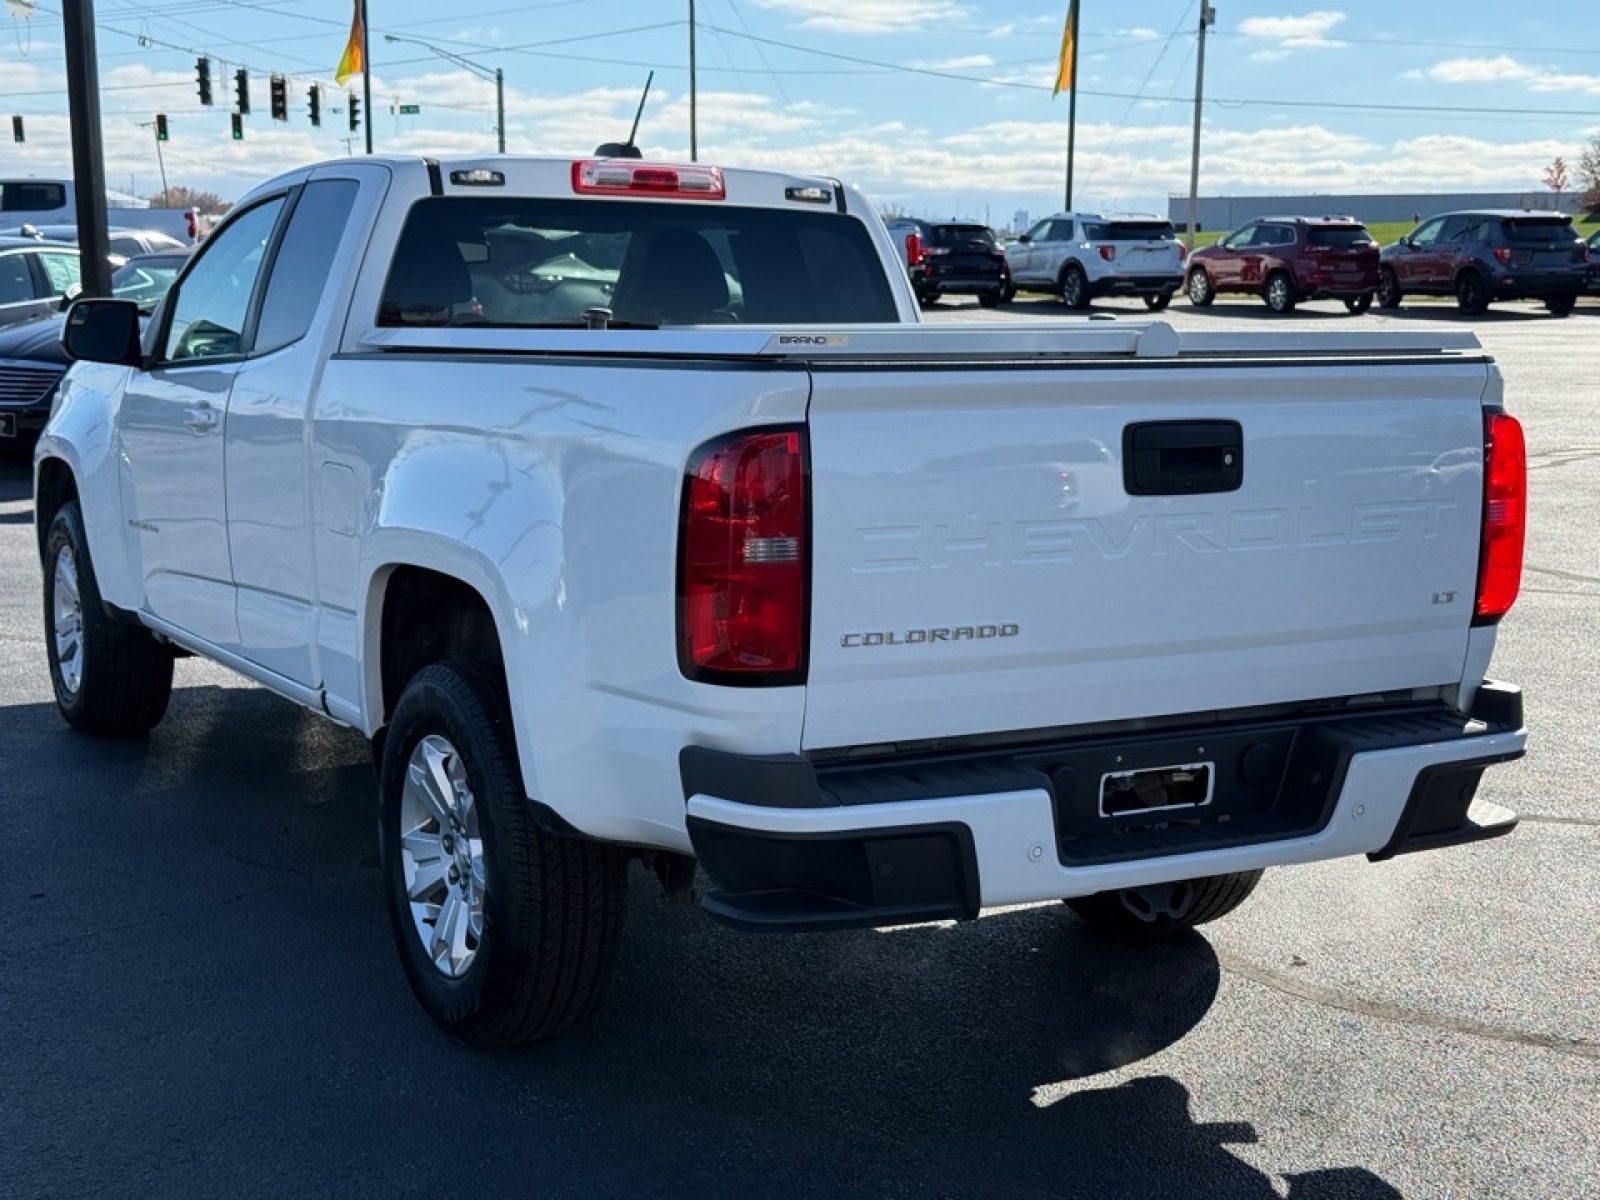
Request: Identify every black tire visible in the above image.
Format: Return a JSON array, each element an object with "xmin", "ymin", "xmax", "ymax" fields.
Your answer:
[
  {"xmin": 1544, "ymin": 292, "xmax": 1577, "ymax": 317},
  {"xmin": 1059, "ymin": 263, "xmax": 1090, "ymax": 310},
  {"xmin": 1186, "ymin": 268, "xmax": 1215, "ymax": 307},
  {"xmin": 1064, "ymin": 869, "xmax": 1264, "ymax": 936},
  {"xmin": 379, "ymin": 658, "xmax": 627, "ymax": 1047},
  {"xmin": 1344, "ymin": 292, "xmax": 1374, "ymax": 315},
  {"xmin": 1455, "ymin": 270, "xmax": 1490, "ymax": 315},
  {"xmin": 1143, "ymin": 293, "xmax": 1173, "ymax": 312},
  {"xmin": 1377, "ymin": 266, "xmax": 1403, "ymax": 309},
  {"xmin": 42, "ymin": 499, "xmax": 173, "ymax": 735},
  {"xmin": 997, "ymin": 282, "xmax": 1017, "ymax": 304},
  {"xmin": 916, "ymin": 292, "xmax": 939, "ymax": 307},
  {"xmin": 1264, "ymin": 272, "xmax": 1298, "ymax": 314},
  {"xmin": 977, "ymin": 288, "xmax": 1003, "ymax": 308}
]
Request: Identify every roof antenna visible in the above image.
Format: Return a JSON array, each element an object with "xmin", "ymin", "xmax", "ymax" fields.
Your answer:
[{"xmin": 595, "ymin": 70, "xmax": 652, "ymax": 159}]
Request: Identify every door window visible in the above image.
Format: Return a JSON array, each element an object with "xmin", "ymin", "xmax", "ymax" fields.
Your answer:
[
  {"xmin": 0, "ymin": 254, "xmax": 31, "ymax": 303},
  {"xmin": 36, "ymin": 250, "xmax": 81, "ymax": 295},
  {"xmin": 1408, "ymin": 218, "xmax": 1445, "ymax": 247},
  {"xmin": 162, "ymin": 197, "xmax": 286, "ymax": 362},
  {"xmin": 254, "ymin": 179, "xmax": 360, "ymax": 354}
]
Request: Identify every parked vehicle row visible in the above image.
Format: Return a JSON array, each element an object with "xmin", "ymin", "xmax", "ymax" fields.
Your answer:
[{"xmin": 892, "ymin": 207, "xmax": 1594, "ymax": 319}]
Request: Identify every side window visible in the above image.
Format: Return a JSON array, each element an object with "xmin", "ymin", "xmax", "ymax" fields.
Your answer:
[
  {"xmin": 254, "ymin": 179, "xmax": 360, "ymax": 355},
  {"xmin": 1267, "ymin": 226, "xmax": 1294, "ymax": 247},
  {"xmin": 1450, "ymin": 219, "xmax": 1485, "ymax": 243},
  {"xmin": 1409, "ymin": 219, "xmax": 1445, "ymax": 247},
  {"xmin": 1081, "ymin": 221, "xmax": 1108, "ymax": 241},
  {"xmin": 1026, "ymin": 220, "xmax": 1053, "ymax": 243},
  {"xmin": 163, "ymin": 197, "xmax": 286, "ymax": 362},
  {"xmin": 36, "ymin": 251, "xmax": 81, "ymax": 295},
  {"xmin": 108, "ymin": 235, "xmax": 142, "ymax": 258},
  {"xmin": 0, "ymin": 254, "xmax": 31, "ymax": 303}
]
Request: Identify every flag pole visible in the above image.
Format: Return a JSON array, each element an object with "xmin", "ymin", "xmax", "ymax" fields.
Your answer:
[
  {"xmin": 361, "ymin": 0, "xmax": 373, "ymax": 154},
  {"xmin": 1062, "ymin": 0, "xmax": 1081, "ymax": 210}
]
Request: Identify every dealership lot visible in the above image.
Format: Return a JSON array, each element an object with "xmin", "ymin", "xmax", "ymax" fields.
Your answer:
[{"xmin": 0, "ymin": 298, "xmax": 1595, "ymax": 1198}]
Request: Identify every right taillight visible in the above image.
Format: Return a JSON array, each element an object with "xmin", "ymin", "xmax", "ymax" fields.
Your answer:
[
  {"xmin": 679, "ymin": 428, "xmax": 809, "ymax": 684},
  {"xmin": 1098, "ymin": 245, "xmax": 1116, "ymax": 261},
  {"xmin": 905, "ymin": 232, "xmax": 924, "ymax": 266},
  {"xmin": 1474, "ymin": 411, "xmax": 1526, "ymax": 623}
]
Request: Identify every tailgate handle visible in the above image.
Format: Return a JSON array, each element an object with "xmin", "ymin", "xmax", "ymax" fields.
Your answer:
[{"xmin": 1123, "ymin": 420, "xmax": 1242, "ymax": 495}]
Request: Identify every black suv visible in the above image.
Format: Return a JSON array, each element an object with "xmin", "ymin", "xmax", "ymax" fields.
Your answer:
[
  {"xmin": 885, "ymin": 218, "xmax": 1009, "ymax": 307},
  {"xmin": 1378, "ymin": 210, "xmax": 1588, "ymax": 315}
]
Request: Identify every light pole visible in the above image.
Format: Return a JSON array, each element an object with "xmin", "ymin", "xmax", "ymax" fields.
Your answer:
[
  {"xmin": 1185, "ymin": 3, "xmax": 1217, "ymax": 251},
  {"xmin": 383, "ymin": 33, "xmax": 505, "ymax": 153}
]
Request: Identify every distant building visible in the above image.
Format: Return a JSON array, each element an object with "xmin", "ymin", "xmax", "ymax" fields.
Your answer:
[
  {"xmin": 1012, "ymin": 210, "xmax": 1031, "ymax": 235},
  {"xmin": 1167, "ymin": 191, "xmax": 1584, "ymax": 232}
]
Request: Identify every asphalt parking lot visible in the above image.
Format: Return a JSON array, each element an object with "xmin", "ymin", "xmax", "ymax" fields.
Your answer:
[{"xmin": 0, "ymin": 295, "xmax": 1595, "ymax": 1199}]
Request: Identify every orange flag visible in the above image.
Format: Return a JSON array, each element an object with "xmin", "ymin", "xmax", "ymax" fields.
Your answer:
[
  {"xmin": 336, "ymin": 0, "xmax": 365, "ymax": 85},
  {"xmin": 1053, "ymin": 0, "xmax": 1079, "ymax": 97}
]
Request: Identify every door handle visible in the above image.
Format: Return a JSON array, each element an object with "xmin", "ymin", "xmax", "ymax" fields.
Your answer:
[
  {"xmin": 1123, "ymin": 420, "xmax": 1243, "ymax": 496},
  {"xmin": 184, "ymin": 405, "xmax": 219, "ymax": 433}
]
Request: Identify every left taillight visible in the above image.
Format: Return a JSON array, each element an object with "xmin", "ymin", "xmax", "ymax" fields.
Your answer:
[
  {"xmin": 1474, "ymin": 411, "xmax": 1526, "ymax": 623},
  {"xmin": 678, "ymin": 428, "xmax": 809, "ymax": 684}
]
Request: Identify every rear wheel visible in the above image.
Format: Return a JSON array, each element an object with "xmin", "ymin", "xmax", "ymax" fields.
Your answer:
[
  {"xmin": 1376, "ymin": 266, "xmax": 1403, "ymax": 309},
  {"xmin": 977, "ymin": 288, "xmax": 1004, "ymax": 308},
  {"xmin": 43, "ymin": 500, "xmax": 173, "ymax": 735},
  {"xmin": 380, "ymin": 658, "xmax": 628, "ymax": 1047},
  {"xmin": 997, "ymin": 281, "xmax": 1017, "ymax": 304},
  {"xmin": 1143, "ymin": 293, "xmax": 1173, "ymax": 312},
  {"xmin": 1455, "ymin": 270, "xmax": 1490, "ymax": 315},
  {"xmin": 1186, "ymin": 268, "xmax": 1215, "ymax": 307},
  {"xmin": 1344, "ymin": 292, "xmax": 1374, "ymax": 315},
  {"xmin": 1060, "ymin": 264, "xmax": 1090, "ymax": 310},
  {"xmin": 1065, "ymin": 870, "xmax": 1265, "ymax": 936},
  {"xmin": 1544, "ymin": 292, "xmax": 1577, "ymax": 316},
  {"xmin": 1264, "ymin": 272, "xmax": 1298, "ymax": 314}
]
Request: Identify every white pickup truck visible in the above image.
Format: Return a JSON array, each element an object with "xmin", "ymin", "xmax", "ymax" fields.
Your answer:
[{"xmin": 37, "ymin": 154, "xmax": 1528, "ymax": 1047}]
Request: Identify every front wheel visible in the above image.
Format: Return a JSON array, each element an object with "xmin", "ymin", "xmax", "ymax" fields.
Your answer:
[
  {"xmin": 1143, "ymin": 292, "xmax": 1173, "ymax": 312},
  {"xmin": 1376, "ymin": 266, "xmax": 1403, "ymax": 309},
  {"xmin": 1344, "ymin": 292, "xmax": 1374, "ymax": 315},
  {"xmin": 380, "ymin": 658, "xmax": 628, "ymax": 1047},
  {"xmin": 1264, "ymin": 272, "xmax": 1298, "ymax": 314},
  {"xmin": 1186, "ymin": 268, "xmax": 1215, "ymax": 307},
  {"xmin": 43, "ymin": 500, "xmax": 173, "ymax": 735},
  {"xmin": 1065, "ymin": 870, "xmax": 1265, "ymax": 936},
  {"xmin": 1060, "ymin": 264, "xmax": 1091, "ymax": 310}
]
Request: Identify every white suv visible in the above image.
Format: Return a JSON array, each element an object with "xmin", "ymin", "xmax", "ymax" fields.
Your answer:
[{"xmin": 1004, "ymin": 213, "xmax": 1184, "ymax": 310}]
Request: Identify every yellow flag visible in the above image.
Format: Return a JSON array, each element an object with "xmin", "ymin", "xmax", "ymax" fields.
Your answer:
[
  {"xmin": 335, "ymin": 0, "xmax": 365, "ymax": 85},
  {"xmin": 1053, "ymin": 0, "xmax": 1079, "ymax": 97}
]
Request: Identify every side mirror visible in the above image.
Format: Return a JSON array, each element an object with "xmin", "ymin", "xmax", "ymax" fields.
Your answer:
[
  {"xmin": 1398, "ymin": 235, "xmax": 1413, "ymax": 247},
  {"xmin": 57, "ymin": 282, "xmax": 83, "ymax": 312},
  {"xmin": 1017, "ymin": 233, "xmax": 1031, "ymax": 244},
  {"xmin": 62, "ymin": 299, "xmax": 143, "ymax": 366}
]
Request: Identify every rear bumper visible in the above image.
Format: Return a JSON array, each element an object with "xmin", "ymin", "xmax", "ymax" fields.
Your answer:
[
  {"xmin": 920, "ymin": 270, "xmax": 1007, "ymax": 296},
  {"xmin": 682, "ymin": 684, "xmax": 1526, "ymax": 931},
  {"xmin": 1488, "ymin": 274, "xmax": 1585, "ymax": 299},
  {"xmin": 1087, "ymin": 273, "xmax": 1182, "ymax": 298}
]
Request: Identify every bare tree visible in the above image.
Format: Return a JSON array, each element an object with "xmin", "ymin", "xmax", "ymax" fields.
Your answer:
[
  {"xmin": 1580, "ymin": 135, "xmax": 1600, "ymax": 210},
  {"xmin": 1543, "ymin": 157, "xmax": 1569, "ymax": 199},
  {"xmin": 150, "ymin": 185, "xmax": 225, "ymax": 213}
]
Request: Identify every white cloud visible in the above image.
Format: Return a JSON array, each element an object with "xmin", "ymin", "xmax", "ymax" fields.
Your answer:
[
  {"xmin": 913, "ymin": 55, "xmax": 996, "ymax": 71},
  {"xmin": 745, "ymin": 0, "xmax": 969, "ymax": 34},
  {"xmin": 1426, "ymin": 56, "xmax": 1538, "ymax": 84},
  {"xmin": 1238, "ymin": 11, "xmax": 1347, "ymax": 61}
]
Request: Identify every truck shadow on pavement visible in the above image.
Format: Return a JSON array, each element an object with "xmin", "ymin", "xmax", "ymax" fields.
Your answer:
[{"xmin": 2, "ymin": 677, "xmax": 1403, "ymax": 1199}]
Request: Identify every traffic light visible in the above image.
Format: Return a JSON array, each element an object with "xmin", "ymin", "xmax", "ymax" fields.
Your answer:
[
  {"xmin": 348, "ymin": 92, "xmax": 361, "ymax": 133},
  {"xmin": 196, "ymin": 57, "xmax": 213, "ymax": 106},
  {"xmin": 269, "ymin": 75, "xmax": 288, "ymax": 122},
  {"xmin": 231, "ymin": 112, "xmax": 243, "ymax": 140},
  {"xmin": 234, "ymin": 68, "xmax": 250, "ymax": 115},
  {"xmin": 10, "ymin": 115, "xmax": 21, "ymax": 144},
  {"xmin": 155, "ymin": 113, "xmax": 169, "ymax": 142},
  {"xmin": 307, "ymin": 85, "xmax": 322, "ymax": 127}
]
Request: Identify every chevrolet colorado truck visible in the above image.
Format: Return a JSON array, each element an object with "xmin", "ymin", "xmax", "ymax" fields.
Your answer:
[{"xmin": 36, "ymin": 154, "xmax": 1528, "ymax": 1047}]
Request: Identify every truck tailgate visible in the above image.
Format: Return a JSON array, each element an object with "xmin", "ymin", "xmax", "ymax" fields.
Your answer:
[{"xmin": 802, "ymin": 357, "xmax": 1492, "ymax": 751}]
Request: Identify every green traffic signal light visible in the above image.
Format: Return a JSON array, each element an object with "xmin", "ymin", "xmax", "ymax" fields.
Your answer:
[
  {"xmin": 231, "ymin": 112, "xmax": 243, "ymax": 140},
  {"xmin": 156, "ymin": 113, "xmax": 169, "ymax": 141}
]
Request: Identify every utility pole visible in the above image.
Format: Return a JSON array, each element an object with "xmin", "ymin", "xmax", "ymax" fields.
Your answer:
[
  {"xmin": 361, "ymin": 0, "xmax": 373, "ymax": 154},
  {"xmin": 62, "ymin": 0, "xmax": 112, "ymax": 298},
  {"xmin": 1185, "ymin": 3, "xmax": 1217, "ymax": 251},
  {"xmin": 688, "ymin": 0, "xmax": 698, "ymax": 161}
]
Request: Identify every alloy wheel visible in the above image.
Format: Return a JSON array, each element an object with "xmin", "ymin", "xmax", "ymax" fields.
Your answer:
[{"xmin": 399, "ymin": 733, "xmax": 487, "ymax": 978}]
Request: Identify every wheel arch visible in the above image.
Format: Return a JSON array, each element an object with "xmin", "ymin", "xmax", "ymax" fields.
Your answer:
[{"xmin": 33, "ymin": 455, "xmax": 78, "ymax": 560}]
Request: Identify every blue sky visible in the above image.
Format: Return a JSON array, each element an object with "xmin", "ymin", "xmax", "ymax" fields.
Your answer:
[{"xmin": 2, "ymin": 1, "xmax": 1597, "ymax": 228}]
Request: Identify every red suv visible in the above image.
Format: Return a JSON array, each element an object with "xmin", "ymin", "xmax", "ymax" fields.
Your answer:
[{"xmin": 1185, "ymin": 216, "xmax": 1379, "ymax": 314}]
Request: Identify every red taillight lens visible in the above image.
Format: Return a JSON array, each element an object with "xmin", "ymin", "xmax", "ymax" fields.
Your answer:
[
  {"xmin": 905, "ymin": 231, "xmax": 924, "ymax": 266},
  {"xmin": 1178, "ymin": 244, "xmax": 1189, "ymax": 260},
  {"xmin": 1475, "ymin": 412, "xmax": 1526, "ymax": 622},
  {"xmin": 1098, "ymin": 245, "xmax": 1116, "ymax": 261},
  {"xmin": 679, "ymin": 429, "xmax": 808, "ymax": 683},
  {"xmin": 1492, "ymin": 246, "xmax": 1512, "ymax": 264}
]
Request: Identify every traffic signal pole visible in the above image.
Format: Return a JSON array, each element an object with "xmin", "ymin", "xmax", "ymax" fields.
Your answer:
[{"xmin": 61, "ymin": 0, "xmax": 112, "ymax": 298}]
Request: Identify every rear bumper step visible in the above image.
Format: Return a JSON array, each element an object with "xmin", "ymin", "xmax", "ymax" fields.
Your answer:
[{"xmin": 682, "ymin": 684, "xmax": 1525, "ymax": 931}]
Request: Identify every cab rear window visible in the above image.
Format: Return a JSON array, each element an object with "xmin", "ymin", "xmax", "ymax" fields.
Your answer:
[{"xmin": 379, "ymin": 196, "xmax": 900, "ymax": 328}]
